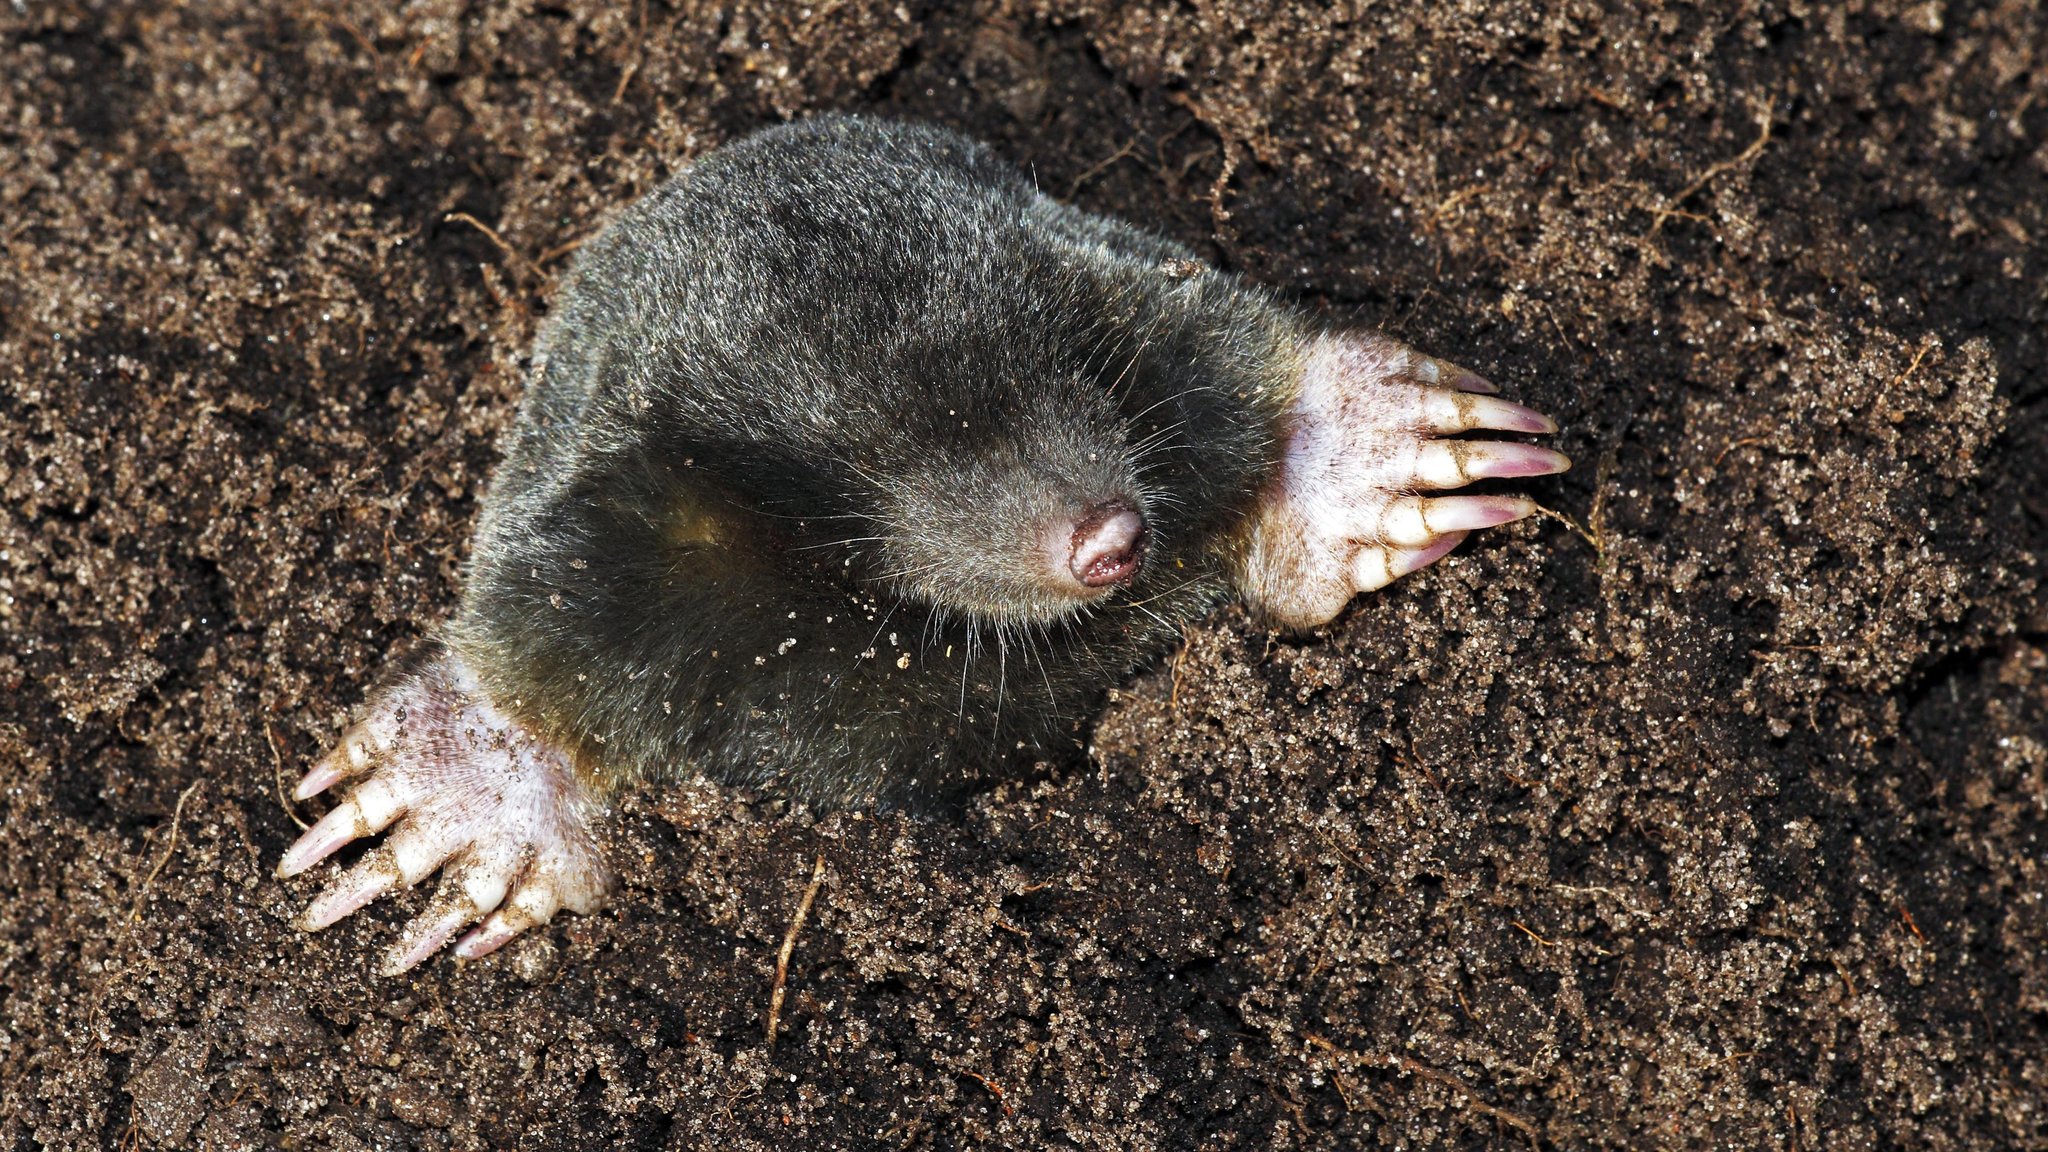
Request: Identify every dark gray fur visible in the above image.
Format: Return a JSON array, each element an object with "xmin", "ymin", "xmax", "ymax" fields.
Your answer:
[{"xmin": 449, "ymin": 115, "xmax": 1301, "ymax": 807}]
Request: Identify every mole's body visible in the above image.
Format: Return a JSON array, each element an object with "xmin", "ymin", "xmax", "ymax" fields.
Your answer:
[{"xmin": 277, "ymin": 116, "xmax": 1567, "ymax": 973}]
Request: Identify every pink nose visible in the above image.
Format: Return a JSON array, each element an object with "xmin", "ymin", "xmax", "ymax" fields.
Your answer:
[{"xmin": 1069, "ymin": 501, "xmax": 1147, "ymax": 588}]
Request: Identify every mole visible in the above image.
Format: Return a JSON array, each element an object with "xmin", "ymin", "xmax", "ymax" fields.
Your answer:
[{"xmin": 276, "ymin": 115, "xmax": 1569, "ymax": 974}]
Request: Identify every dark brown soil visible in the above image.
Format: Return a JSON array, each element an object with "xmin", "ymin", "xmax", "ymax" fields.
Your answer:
[{"xmin": 4, "ymin": 1, "xmax": 2046, "ymax": 1148}]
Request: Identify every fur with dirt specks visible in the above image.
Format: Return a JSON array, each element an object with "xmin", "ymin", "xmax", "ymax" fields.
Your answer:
[{"xmin": 451, "ymin": 115, "xmax": 1298, "ymax": 807}]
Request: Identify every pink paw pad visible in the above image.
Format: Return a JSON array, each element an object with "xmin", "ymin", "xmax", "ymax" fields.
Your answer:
[
  {"xmin": 276, "ymin": 651, "xmax": 612, "ymax": 974},
  {"xmin": 1236, "ymin": 333, "xmax": 1569, "ymax": 629}
]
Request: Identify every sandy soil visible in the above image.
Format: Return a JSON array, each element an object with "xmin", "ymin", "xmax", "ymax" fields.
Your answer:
[{"xmin": 3, "ymin": 0, "xmax": 2045, "ymax": 1148}]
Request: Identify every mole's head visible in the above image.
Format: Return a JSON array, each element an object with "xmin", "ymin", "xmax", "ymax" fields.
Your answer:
[{"xmin": 851, "ymin": 368, "xmax": 1152, "ymax": 626}]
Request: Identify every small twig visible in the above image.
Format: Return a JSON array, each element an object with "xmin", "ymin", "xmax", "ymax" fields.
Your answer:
[
  {"xmin": 319, "ymin": 17, "xmax": 380, "ymax": 61},
  {"xmin": 1714, "ymin": 435, "xmax": 1776, "ymax": 468},
  {"xmin": 1208, "ymin": 134, "xmax": 1243, "ymax": 236},
  {"xmin": 266, "ymin": 715, "xmax": 308, "ymax": 830},
  {"xmin": 1168, "ymin": 624, "xmax": 1191, "ymax": 709},
  {"xmin": 1325, "ymin": 1065, "xmax": 1358, "ymax": 1112},
  {"xmin": 2005, "ymin": 87, "xmax": 2038, "ymax": 138},
  {"xmin": 1431, "ymin": 182, "xmax": 1491, "ymax": 224},
  {"xmin": 1165, "ymin": 92, "xmax": 1248, "ymax": 255},
  {"xmin": 1148, "ymin": 119, "xmax": 1195, "ymax": 200},
  {"xmin": 1065, "ymin": 134, "xmax": 1140, "ymax": 200},
  {"xmin": 128, "ymin": 780, "xmax": 207, "ymax": 928},
  {"xmin": 959, "ymin": 1070, "xmax": 1014, "ymax": 1116},
  {"xmin": 1315, "ymin": 827, "xmax": 1375, "ymax": 877},
  {"xmin": 1304, "ymin": 1032, "xmax": 1542, "ymax": 1144},
  {"xmin": 1267, "ymin": 1080, "xmax": 1311, "ymax": 1140},
  {"xmin": 1395, "ymin": 1054, "xmax": 1542, "ymax": 1144},
  {"xmin": 611, "ymin": 0, "xmax": 647, "ymax": 103},
  {"xmin": 1889, "ymin": 338, "xmax": 1935, "ymax": 390},
  {"xmin": 1647, "ymin": 102, "xmax": 1774, "ymax": 239},
  {"xmin": 1831, "ymin": 956, "xmax": 1858, "ymax": 1000},
  {"xmin": 1897, "ymin": 901, "xmax": 1928, "ymax": 945},
  {"xmin": 1552, "ymin": 882, "xmax": 1648, "ymax": 919},
  {"xmin": 224, "ymin": 803, "xmax": 262, "ymax": 874},
  {"xmin": 1511, "ymin": 920, "xmax": 1558, "ymax": 948},
  {"xmin": 766, "ymin": 854, "xmax": 827, "ymax": 1049},
  {"xmin": 92, "ymin": 778, "xmax": 210, "ymax": 1042},
  {"xmin": 1531, "ymin": 502, "xmax": 1601, "ymax": 557},
  {"xmin": 535, "ymin": 232, "xmax": 592, "ymax": 269},
  {"xmin": 444, "ymin": 212, "xmax": 547, "ymax": 282},
  {"xmin": 1654, "ymin": 207, "xmax": 1712, "ymax": 226}
]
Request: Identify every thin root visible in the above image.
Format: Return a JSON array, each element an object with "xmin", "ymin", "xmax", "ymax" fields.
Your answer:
[
  {"xmin": 611, "ymin": 0, "xmax": 647, "ymax": 103},
  {"xmin": 1531, "ymin": 502, "xmax": 1602, "ymax": 557},
  {"xmin": 445, "ymin": 212, "xmax": 548, "ymax": 283},
  {"xmin": 266, "ymin": 715, "xmax": 308, "ymax": 830},
  {"xmin": 1714, "ymin": 436, "xmax": 1777, "ymax": 468},
  {"xmin": 1889, "ymin": 337, "xmax": 1936, "ymax": 390},
  {"xmin": 1168, "ymin": 624, "xmax": 1191, "ymax": 709},
  {"xmin": 1066, "ymin": 133, "xmax": 1140, "ymax": 200},
  {"xmin": 129, "ymin": 779, "xmax": 207, "ymax": 928},
  {"xmin": 766, "ymin": 853, "xmax": 828, "ymax": 1049},
  {"xmin": 1647, "ymin": 100, "xmax": 1774, "ymax": 240},
  {"xmin": 1304, "ymin": 1031, "xmax": 1542, "ymax": 1144},
  {"xmin": 960, "ymin": 1070, "xmax": 1014, "ymax": 1117}
]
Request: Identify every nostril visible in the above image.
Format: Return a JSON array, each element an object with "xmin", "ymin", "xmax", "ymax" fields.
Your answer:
[{"xmin": 1069, "ymin": 501, "xmax": 1147, "ymax": 588}]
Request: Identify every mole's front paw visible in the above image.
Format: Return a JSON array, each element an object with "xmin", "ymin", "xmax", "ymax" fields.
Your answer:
[
  {"xmin": 276, "ymin": 649, "xmax": 612, "ymax": 975},
  {"xmin": 1236, "ymin": 333, "xmax": 1570, "ymax": 629}
]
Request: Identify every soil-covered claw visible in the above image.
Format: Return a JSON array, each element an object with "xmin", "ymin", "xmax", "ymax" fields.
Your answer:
[
  {"xmin": 277, "ymin": 648, "xmax": 612, "ymax": 974},
  {"xmin": 1234, "ymin": 333, "xmax": 1569, "ymax": 629}
]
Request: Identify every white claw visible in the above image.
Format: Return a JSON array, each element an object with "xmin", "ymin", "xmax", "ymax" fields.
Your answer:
[
  {"xmin": 293, "ymin": 712, "xmax": 398, "ymax": 800},
  {"xmin": 454, "ymin": 890, "xmax": 551, "ymax": 961},
  {"xmin": 452, "ymin": 920, "xmax": 520, "ymax": 961},
  {"xmin": 1351, "ymin": 532, "xmax": 1471, "ymax": 594},
  {"xmin": 1378, "ymin": 495, "xmax": 1535, "ymax": 548},
  {"xmin": 1415, "ymin": 389, "xmax": 1558, "ymax": 435},
  {"xmin": 298, "ymin": 846, "xmax": 401, "ymax": 931},
  {"xmin": 382, "ymin": 901, "xmax": 476, "ymax": 977},
  {"xmin": 1413, "ymin": 440, "xmax": 1571, "ymax": 489},
  {"xmin": 292, "ymin": 756, "xmax": 349, "ymax": 802}
]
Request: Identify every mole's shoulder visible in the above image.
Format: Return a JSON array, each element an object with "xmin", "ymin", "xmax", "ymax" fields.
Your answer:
[
  {"xmin": 622, "ymin": 114, "xmax": 1028, "ymax": 226},
  {"xmin": 712, "ymin": 114, "xmax": 1012, "ymax": 178}
]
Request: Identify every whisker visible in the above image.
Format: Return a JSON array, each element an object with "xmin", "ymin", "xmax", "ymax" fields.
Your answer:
[
  {"xmin": 750, "ymin": 508, "xmax": 872, "ymax": 522},
  {"xmin": 788, "ymin": 535, "xmax": 888, "ymax": 552},
  {"xmin": 957, "ymin": 626, "xmax": 978, "ymax": 720},
  {"xmin": 1027, "ymin": 620, "xmax": 1063, "ymax": 725},
  {"xmin": 992, "ymin": 623, "xmax": 1009, "ymax": 733},
  {"xmin": 1119, "ymin": 573, "xmax": 1213, "ymax": 609}
]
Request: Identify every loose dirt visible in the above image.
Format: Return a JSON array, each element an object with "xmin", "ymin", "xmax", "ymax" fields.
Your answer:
[{"xmin": 3, "ymin": 1, "xmax": 2044, "ymax": 1148}]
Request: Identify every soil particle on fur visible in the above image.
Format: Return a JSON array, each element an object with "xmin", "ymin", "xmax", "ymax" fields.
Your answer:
[{"xmin": 3, "ymin": 1, "xmax": 2045, "ymax": 1149}]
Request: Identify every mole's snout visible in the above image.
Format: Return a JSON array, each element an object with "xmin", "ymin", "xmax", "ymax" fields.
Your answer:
[{"xmin": 1067, "ymin": 500, "xmax": 1147, "ymax": 589}]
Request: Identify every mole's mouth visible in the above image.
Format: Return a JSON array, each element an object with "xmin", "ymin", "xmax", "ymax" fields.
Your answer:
[{"xmin": 1065, "ymin": 499, "xmax": 1148, "ymax": 590}]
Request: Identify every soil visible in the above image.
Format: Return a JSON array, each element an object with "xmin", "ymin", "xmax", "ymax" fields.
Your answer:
[{"xmin": 4, "ymin": 1, "xmax": 2046, "ymax": 1149}]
